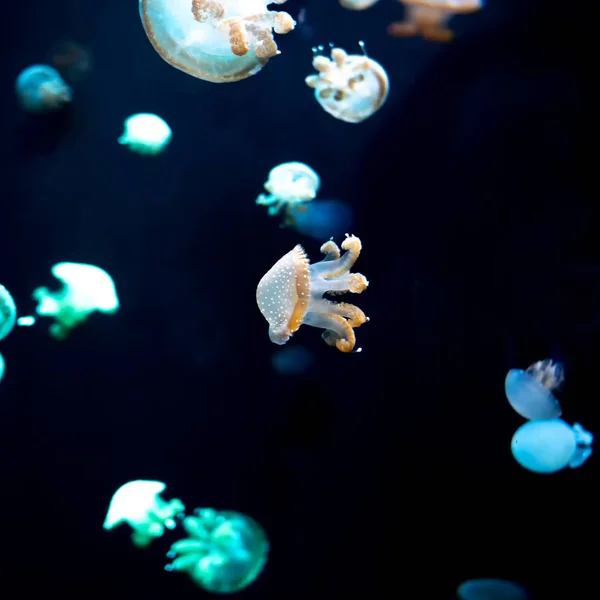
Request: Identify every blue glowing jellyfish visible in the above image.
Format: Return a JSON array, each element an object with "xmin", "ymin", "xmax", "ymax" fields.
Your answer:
[
  {"xmin": 15, "ymin": 65, "xmax": 72, "ymax": 113},
  {"xmin": 286, "ymin": 199, "xmax": 355, "ymax": 241},
  {"xmin": 505, "ymin": 359, "xmax": 563, "ymax": 420},
  {"xmin": 511, "ymin": 419, "xmax": 593, "ymax": 474},
  {"xmin": 457, "ymin": 578, "xmax": 529, "ymax": 600},
  {"xmin": 271, "ymin": 345, "xmax": 314, "ymax": 375},
  {"xmin": 0, "ymin": 284, "xmax": 17, "ymax": 342}
]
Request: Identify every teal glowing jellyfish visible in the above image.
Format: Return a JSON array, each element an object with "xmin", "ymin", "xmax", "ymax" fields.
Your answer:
[
  {"xmin": 0, "ymin": 284, "xmax": 17, "ymax": 341},
  {"xmin": 118, "ymin": 113, "xmax": 172, "ymax": 155},
  {"xmin": 15, "ymin": 65, "xmax": 72, "ymax": 113},
  {"xmin": 457, "ymin": 578, "xmax": 529, "ymax": 600},
  {"xmin": 511, "ymin": 419, "xmax": 593, "ymax": 474},
  {"xmin": 505, "ymin": 359, "xmax": 563, "ymax": 420},
  {"xmin": 271, "ymin": 345, "xmax": 314, "ymax": 375},
  {"xmin": 103, "ymin": 480, "xmax": 185, "ymax": 548},
  {"xmin": 165, "ymin": 508, "xmax": 269, "ymax": 594},
  {"xmin": 0, "ymin": 353, "xmax": 5, "ymax": 383}
]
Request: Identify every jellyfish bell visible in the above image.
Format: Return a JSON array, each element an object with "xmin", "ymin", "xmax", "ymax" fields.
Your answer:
[
  {"xmin": 15, "ymin": 65, "xmax": 72, "ymax": 113},
  {"xmin": 139, "ymin": 0, "xmax": 296, "ymax": 83},
  {"xmin": 505, "ymin": 358, "xmax": 563, "ymax": 420},
  {"xmin": 0, "ymin": 353, "xmax": 5, "ymax": 383},
  {"xmin": 0, "ymin": 284, "xmax": 17, "ymax": 341},
  {"xmin": 286, "ymin": 199, "xmax": 355, "ymax": 240},
  {"xmin": 339, "ymin": 0, "xmax": 381, "ymax": 9},
  {"xmin": 118, "ymin": 113, "xmax": 172, "ymax": 155},
  {"xmin": 457, "ymin": 578, "xmax": 529, "ymax": 600}
]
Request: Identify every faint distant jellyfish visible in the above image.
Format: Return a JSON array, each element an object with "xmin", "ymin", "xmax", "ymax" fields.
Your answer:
[
  {"xmin": 339, "ymin": 0, "xmax": 381, "ymax": 9},
  {"xmin": 511, "ymin": 419, "xmax": 593, "ymax": 474},
  {"xmin": 388, "ymin": 0, "xmax": 484, "ymax": 43},
  {"xmin": 118, "ymin": 113, "xmax": 172, "ymax": 155},
  {"xmin": 15, "ymin": 65, "xmax": 72, "ymax": 113},
  {"xmin": 139, "ymin": 0, "xmax": 296, "ymax": 83},
  {"xmin": 271, "ymin": 345, "xmax": 314, "ymax": 375},
  {"xmin": 285, "ymin": 199, "xmax": 355, "ymax": 240},
  {"xmin": 32, "ymin": 262, "xmax": 119, "ymax": 340},
  {"xmin": 256, "ymin": 162, "xmax": 320, "ymax": 217},
  {"xmin": 256, "ymin": 234, "xmax": 369, "ymax": 353},
  {"xmin": 50, "ymin": 40, "xmax": 92, "ymax": 81},
  {"xmin": 104, "ymin": 480, "xmax": 185, "ymax": 548},
  {"xmin": 0, "ymin": 285, "xmax": 17, "ymax": 341},
  {"xmin": 165, "ymin": 508, "xmax": 269, "ymax": 593},
  {"xmin": 457, "ymin": 579, "xmax": 529, "ymax": 600},
  {"xmin": 504, "ymin": 358, "xmax": 563, "ymax": 420}
]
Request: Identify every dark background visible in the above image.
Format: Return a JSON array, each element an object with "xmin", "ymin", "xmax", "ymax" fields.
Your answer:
[{"xmin": 0, "ymin": 1, "xmax": 595, "ymax": 598}]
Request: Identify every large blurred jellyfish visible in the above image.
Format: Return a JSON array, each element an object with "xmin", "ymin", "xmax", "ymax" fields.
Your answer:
[
  {"xmin": 511, "ymin": 419, "xmax": 593, "ymax": 474},
  {"xmin": 285, "ymin": 199, "xmax": 355, "ymax": 241},
  {"xmin": 457, "ymin": 579, "xmax": 529, "ymax": 600},
  {"xmin": 257, "ymin": 234, "xmax": 369, "ymax": 352},
  {"xmin": 0, "ymin": 353, "xmax": 5, "ymax": 383},
  {"xmin": 306, "ymin": 42, "xmax": 389, "ymax": 123},
  {"xmin": 505, "ymin": 359, "xmax": 563, "ymax": 420},
  {"xmin": 0, "ymin": 285, "xmax": 17, "ymax": 341},
  {"xmin": 103, "ymin": 480, "xmax": 185, "ymax": 548},
  {"xmin": 31, "ymin": 262, "xmax": 119, "ymax": 339},
  {"xmin": 165, "ymin": 508, "xmax": 269, "ymax": 593},
  {"xmin": 271, "ymin": 345, "xmax": 314, "ymax": 375},
  {"xmin": 118, "ymin": 113, "xmax": 172, "ymax": 155},
  {"xmin": 139, "ymin": 0, "xmax": 296, "ymax": 83},
  {"xmin": 256, "ymin": 162, "xmax": 320, "ymax": 217},
  {"xmin": 15, "ymin": 65, "xmax": 72, "ymax": 113}
]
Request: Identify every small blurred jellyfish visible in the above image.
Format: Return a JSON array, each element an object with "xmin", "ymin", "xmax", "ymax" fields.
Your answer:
[
  {"xmin": 256, "ymin": 162, "xmax": 320, "ymax": 217},
  {"xmin": 285, "ymin": 199, "xmax": 355, "ymax": 241},
  {"xmin": 511, "ymin": 419, "xmax": 593, "ymax": 474},
  {"xmin": 118, "ymin": 113, "xmax": 172, "ymax": 155},
  {"xmin": 50, "ymin": 40, "xmax": 92, "ymax": 81},
  {"xmin": 139, "ymin": 0, "xmax": 295, "ymax": 83},
  {"xmin": 15, "ymin": 65, "xmax": 72, "ymax": 113},
  {"xmin": 0, "ymin": 285, "xmax": 17, "ymax": 341},
  {"xmin": 165, "ymin": 507, "xmax": 269, "ymax": 593},
  {"xmin": 388, "ymin": 0, "xmax": 484, "ymax": 43},
  {"xmin": 30, "ymin": 262, "xmax": 119, "ymax": 340},
  {"xmin": 0, "ymin": 353, "xmax": 5, "ymax": 383},
  {"xmin": 505, "ymin": 358, "xmax": 563, "ymax": 420},
  {"xmin": 257, "ymin": 234, "xmax": 369, "ymax": 353},
  {"xmin": 339, "ymin": 0, "xmax": 381, "ymax": 9},
  {"xmin": 271, "ymin": 346, "xmax": 314, "ymax": 375},
  {"xmin": 305, "ymin": 42, "xmax": 389, "ymax": 123},
  {"xmin": 457, "ymin": 579, "xmax": 529, "ymax": 600},
  {"xmin": 104, "ymin": 480, "xmax": 185, "ymax": 548}
]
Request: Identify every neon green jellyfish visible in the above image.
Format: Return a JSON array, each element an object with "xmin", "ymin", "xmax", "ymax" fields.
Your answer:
[
  {"xmin": 256, "ymin": 162, "xmax": 320, "ymax": 217},
  {"xmin": 0, "ymin": 284, "xmax": 17, "ymax": 341},
  {"xmin": 32, "ymin": 262, "xmax": 119, "ymax": 339},
  {"xmin": 15, "ymin": 65, "xmax": 72, "ymax": 113},
  {"xmin": 103, "ymin": 480, "xmax": 185, "ymax": 548},
  {"xmin": 118, "ymin": 113, "xmax": 172, "ymax": 155},
  {"xmin": 165, "ymin": 508, "xmax": 269, "ymax": 594}
]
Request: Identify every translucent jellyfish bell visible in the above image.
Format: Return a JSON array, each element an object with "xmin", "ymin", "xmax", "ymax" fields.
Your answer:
[
  {"xmin": 256, "ymin": 234, "xmax": 369, "ymax": 352},
  {"xmin": 104, "ymin": 480, "xmax": 185, "ymax": 548},
  {"xmin": 505, "ymin": 359, "xmax": 563, "ymax": 420},
  {"xmin": 511, "ymin": 419, "xmax": 593, "ymax": 474},
  {"xmin": 165, "ymin": 508, "xmax": 269, "ymax": 593},
  {"xmin": 0, "ymin": 353, "xmax": 5, "ymax": 383},
  {"xmin": 305, "ymin": 43, "xmax": 389, "ymax": 123},
  {"xmin": 15, "ymin": 65, "xmax": 72, "ymax": 113},
  {"xmin": 118, "ymin": 113, "xmax": 172, "ymax": 155},
  {"xmin": 0, "ymin": 284, "xmax": 17, "ymax": 341},
  {"xmin": 32, "ymin": 262, "xmax": 119, "ymax": 339},
  {"xmin": 139, "ymin": 0, "xmax": 296, "ymax": 83},
  {"xmin": 457, "ymin": 579, "xmax": 529, "ymax": 600},
  {"xmin": 339, "ymin": 0, "xmax": 381, "ymax": 9}
]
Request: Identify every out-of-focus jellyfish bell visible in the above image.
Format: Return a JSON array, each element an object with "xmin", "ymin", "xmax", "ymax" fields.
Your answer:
[
  {"xmin": 0, "ymin": 353, "xmax": 5, "ymax": 383},
  {"xmin": 339, "ymin": 0, "xmax": 381, "ymax": 9},
  {"xmin": 457, "ymin": 579, "xmax": 529, "ymax": 600},
  {"xmin": 256, "ymin": 162, "xmax": 320, "ymax": 216},
  {"xmin": 139, "ymin": 0, "xmax": 296, "ymax": 83},
  {"xmin": 271, "ymin": 345, "xmax": 314, "ymax": 375},
  {"xmin": 505, "ymin": 359, "xmax": 563, "ymax": 420},
  {"xmin": 305, "ymin": 42, "xmax": 389, "ymax": 123},
  {"xmin": 511, "ymin": 419, "xmax": 593, "ymax": 474},
  {"xmin": 118, "ymin": 113, "xmax": 172, "ymax": 155},
  {"xmin": 15, "ymin": 65, "xmax": 72, "ymax": 113},
  {"xmin": 388, "ymin": 0, "xmax": 484, "ymax": 43},
  {"xmin": 104, "ymin": 480, "xmax": 185, "ymax": 548},
  {"xmin": 165, "ymin": 508, "xmax": 269, "ymax": 593},
  {"xmin": 256, "ymin": 234, "xmax": 369, "ymax": 353},
  {"xmin": 50, "ymin": 41, "xmax": 92, "ymax": 81},
  {"xmin": 285, "ymin": 199, "xmax": 355, "ymax": 241},
  {"xmin": 32, "ymin": 262, "xmax": 119, "ymax": 340},
  {"xmin": 0, "ymin": 284, "xmax": 17, "ymax": 341}
]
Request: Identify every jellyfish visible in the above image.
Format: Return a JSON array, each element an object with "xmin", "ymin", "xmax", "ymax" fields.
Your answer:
[
  {"xmin": 457, "ymin": 579, "xmax": 529, "ymax": 600},
  {"xmin": 511, "ymin": 419, "xmax": 593, "ymax": 474},
  {"xmin": 305, "ymin": 42, "xmax": 389, "ymax": 123},
  {"xmin": 118, "ymin": 113, "xmax": 172, "ymax": 155},
  {"xmin": 256, "ymin": 234, "xmax": 369, "ymax": 353},
  {"xmin": 31, "ymin": 262, "xmax": 119, "ymax": 340},
  {"xmin": 165, "ymin": 508, "xmax": 269, "ymax": 593},
  {"xmin": 15, "ymin": 65, "xmax": 72, "ymax": 113},
  {"xmin": 256, "ymin": 162, "xmax": 320, "ymax": 217},
  {"xmin": 504, "ymin": 359, "xmax": 563, "ymax": 420},
  {"xmin": 104, "ymin": 480, "xmax": 185, "ymax": 547},
  {"xmin": 388, "ymin": 0, "xmax": 484, "ymax": 43},
  {"xmin": 271, "ymin": 345, "xmax": 314, "ymax": 375},
  {"xmin": 0, "ymin": 285, "xmax": 17, "ymax": 342},
  {"xmin": 339, "ymin": 0, "xmax": 381, "ymax": 9},
  {"xmin": 0, "ymin": 353, "xmax": 5, "ymax": 383},
  {"xmin": 285, "ymin": 199, "xmax": 355, "ymax": 241},
  {"xmin": 139, "ymin": 0, "xmax": 296, "ymax": 83},
  {"xmin": 50, "ymin": 40, "xmax": 93, "ymax": 81}
]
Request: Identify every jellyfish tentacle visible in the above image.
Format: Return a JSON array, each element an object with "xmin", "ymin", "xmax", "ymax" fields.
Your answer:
[
  {"xmin": 304, "ymin": 312, "xmax": 356, "ymax": 352},
  {"xmin": 310, "ymin": 234, "xmax": 362, "ymax": 278}
]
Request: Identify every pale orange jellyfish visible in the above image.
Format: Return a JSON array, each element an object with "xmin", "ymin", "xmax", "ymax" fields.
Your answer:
[
  {"xmin": 388, "ymin": 0, "xmax": 483, "ymax": 43},
  {"xmin": 139, "ymin": 0, "xmax": 296, "ymax": 83},
  {"xmin": 256, "ymin": 234, "xmax": 369, "ymax": 353}
]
